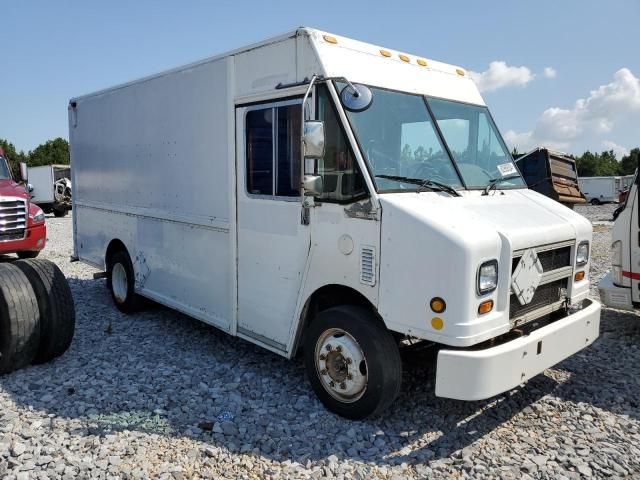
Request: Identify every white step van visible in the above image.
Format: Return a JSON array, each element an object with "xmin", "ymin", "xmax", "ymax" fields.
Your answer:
[
  {"xmin": 69, "ymin": 28, "xmax": 601, "ymax": 418},
  {"xmin": 599, "ymin": 170, "xmax": 640, "ymax": 310}
]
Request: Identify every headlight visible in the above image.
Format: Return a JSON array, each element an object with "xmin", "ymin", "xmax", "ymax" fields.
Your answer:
[
  {"xmin": 612, "ymin": 240, "xmax": 623, "ymax": 285},
  {"xmin": 31, "ymin": 210, "xmax": 45, "ymax": 223},
  {"xmin": 576, "ymin": 241, "xmax": 589, "ymax": 266},
  {"xmin": 477, "ymin": 260, "xmax": 498, "ymax": 294}
]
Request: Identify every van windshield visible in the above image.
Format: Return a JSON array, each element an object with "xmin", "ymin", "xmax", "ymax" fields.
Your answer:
[
  {"xmin": 339, "ymin": 83, "xmax": 524, "ymax": 191},
  {"xmin": 0, "ymin": 157, "xmax": 10, "ymax": 180}
]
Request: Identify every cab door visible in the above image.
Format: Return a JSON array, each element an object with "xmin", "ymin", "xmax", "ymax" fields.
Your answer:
[{"xmin": 235, "ymin": 99, "xmax": 309, "ymax": 352}]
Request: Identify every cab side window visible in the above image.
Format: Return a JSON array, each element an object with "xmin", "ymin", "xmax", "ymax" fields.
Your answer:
[
  {"xmin": 315, "ymin": 85, "xmax": 367, "ymax": 203},
  {"xmin": 246, "ymin": 103, "xmax": 301, "ymax": 198}
]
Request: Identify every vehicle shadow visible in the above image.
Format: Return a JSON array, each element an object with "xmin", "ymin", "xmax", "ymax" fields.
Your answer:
[{"xmin": 1, "ymin": 275, "xmax": 637, "ymax": 469}]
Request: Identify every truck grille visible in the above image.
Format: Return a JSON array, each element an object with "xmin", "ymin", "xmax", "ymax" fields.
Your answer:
[
  {"xmin": 0, "ymin": 199, "xmax": 27, "ymax": 242},
  {"xmin": 510, "ymin": 278, "xmax": 567, "ymax": 322},
  {"xmin": 511, "ymin": 245, "xmax": 571, "ymax": 274}
]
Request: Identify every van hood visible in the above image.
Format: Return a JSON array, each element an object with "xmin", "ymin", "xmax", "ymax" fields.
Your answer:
[
  {"xmin": 0, "ymin": 179, "xmax": 27, "ymax": 200},
  {"xmin": 378, "ymin": 188, "xmax": 591, "ymax": 251}
]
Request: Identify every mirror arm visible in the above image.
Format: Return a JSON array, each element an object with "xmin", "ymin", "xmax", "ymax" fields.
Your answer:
[{"xmin": 301, "ymin": 74, "xmax": 319, "ymax": 214}]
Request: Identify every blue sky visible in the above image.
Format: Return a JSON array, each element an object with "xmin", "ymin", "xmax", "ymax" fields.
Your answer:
[{"xmin": 1, "ymin": 0, "xmax": 638, "ymax": 157}]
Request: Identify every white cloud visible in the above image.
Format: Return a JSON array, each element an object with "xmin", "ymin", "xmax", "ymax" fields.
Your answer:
[
  {"xmin": 469, "ymin": 61, "xmax": 534, "ymax": 93},
  {"xmin": 504, "ymin": 68, "xmax": 640, "ymax": 156},
  {"xmin": 543, "ymin": 67, "xmax": 557, "ymax": 79},
  {"xmin": 602, "ymin": 140, "xmax": 630, "ymax": 158}
]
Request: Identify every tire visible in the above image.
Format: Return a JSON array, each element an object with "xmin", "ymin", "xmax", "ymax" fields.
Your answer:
[
  {"xmin": 590, "ymin": 198, "xmax": 600, "ymax": 206},
  {"xmin": 107, "ymin": 250, "xmax": 144, "ymax": 313},
  {"xmin": 17, "ymin": 251, "xmax": 40, "ymax": 259},
  {"xmin": 14, "ymin": 259, "xmax": 75, "ymax": 364},
  {"xmin": 304, "ymin": 305, "xmax": 402, "ymax": 419},
  {"xmin": 53, "ymin": 208, "xmax": 67, "ymax": 218},
  {"xmin": 0, "ymin": 263, "xmax": 41, "ymax": 374}
]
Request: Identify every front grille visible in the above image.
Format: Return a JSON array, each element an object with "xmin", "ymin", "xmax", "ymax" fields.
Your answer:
[
  {"xmin": 510, "ymin": 278, "xmax": 567, "ymax": 321},
  {"xmin": 0, "ymin": 199, "xmax": 27, "ymax": 242},
  {"xmin": 512, "ymin": 245, "xmax": 571, "ymax": 274}
]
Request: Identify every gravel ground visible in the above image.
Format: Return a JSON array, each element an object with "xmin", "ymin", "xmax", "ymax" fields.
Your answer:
[{"xmin": 1, "ymin": 208, "xmax": 639, "ymax": 479}]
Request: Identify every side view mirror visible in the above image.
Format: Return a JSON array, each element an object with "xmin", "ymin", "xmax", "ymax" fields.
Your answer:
[
  {"xmin": 27, "ymin": 183, "xmax": 34, "ymax": 193},
  {"xmin": 303, "ymin": 121, "xmax": 325, "ymax": 159},
  {"xmin": 303, "ymin": 174, "xmax": 323, "ymax": 196},
  {"xmin": 19, "ymin": 162, "xmax": 28, "ymax": 183}
]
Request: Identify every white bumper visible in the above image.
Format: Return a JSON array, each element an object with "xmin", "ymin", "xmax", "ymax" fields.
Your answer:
[
  {"xmin": 435, "ymin": 299, "xmax": 601, "ymax": 400},
  {"xmin": 598, "ymin": 271, "xmax": 634, "ymax": 311}
]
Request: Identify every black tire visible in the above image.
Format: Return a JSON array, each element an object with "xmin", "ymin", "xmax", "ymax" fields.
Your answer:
[
  {"xmin": 14, "ymin": 259, "xmax": 75, "ymax": 364},
  {"xmin": 304, "ymin": 305, "xmax": 402, "ymax": 419},
  {"xmin": 106, "ymin": 250, "xmax": 144, "ymax": 313},
  {"xmin": 0, "ymin": 263, "xmax": 41, "ymax": 374},
  {"xmin": 590, "ymin": 198, "xmax": 601, "ymax": 205},
  {"xmin": 53, "ymin": 208, "xmax": 67, "ymax": 218},
  {"xmin": 17, "ymin": 251, "xmax": 40, "ymax": 259}
]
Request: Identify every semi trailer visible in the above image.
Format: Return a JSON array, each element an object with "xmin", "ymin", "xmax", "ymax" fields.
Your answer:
[{"xmin": 70, "ymin": 28, "xmax": 601, "ymax": 418}]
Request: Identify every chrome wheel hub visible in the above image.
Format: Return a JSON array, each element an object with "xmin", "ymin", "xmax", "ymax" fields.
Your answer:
[
  {"xmin": 315, "ymin": 328, "xmax": 367, "ymax": 402},
  {"xmin": 112, "ymin": 263, "xmax": 128, "ymax": 303}
]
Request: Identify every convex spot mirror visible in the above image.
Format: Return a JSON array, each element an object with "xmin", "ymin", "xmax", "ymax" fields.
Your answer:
[
  {"xmin": 303, "ymin": 120, "xmax": 325, "ymax": 159},
  {"xmin": 303, "ymin": 175, "xmax": 323, "ymax": 196},
  {"xmin": 19, "ymin": 162, "xmax": 28, "ymax": 182},
  {"xmin": 340, "ymin": 84, "xmax": 373, "ymax": 112}
]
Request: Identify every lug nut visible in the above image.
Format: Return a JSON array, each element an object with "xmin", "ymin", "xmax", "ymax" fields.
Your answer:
[
  {"xmin": 319, "ymin": 354, "xmax": 326, "ymax": 361},
  {"xmin": 335, "ymin": 346, "xmax": 342, "ymax": 353},
  {"xmin": 346, "ymin": 374, "xmax": 353, "ymax": 380},
  {"xmin": 320, "ymin": 369, "xmax": 328, "ymax": 375},
  {"xmin": 345, "ymin": 357, "xmax": 352, "ymax": 365},
  {"xmin": 329, "ymin": 381, "xmax": 335, "ymax": 388},
  {"xmin": 326, "ymin": 344, "xmax": 332, "ymax": 351},
  {"xmin": 340, "ymin": 382, "xmax": 346, "ymax": 389}
]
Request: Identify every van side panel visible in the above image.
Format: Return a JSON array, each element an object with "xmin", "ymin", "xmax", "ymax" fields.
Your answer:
[{"xmin": 71, "ymin": 57, "xmax": 234, "ymax": 330}]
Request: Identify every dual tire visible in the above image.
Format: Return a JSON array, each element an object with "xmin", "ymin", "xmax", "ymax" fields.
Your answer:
[{"xmin": 0, "ymin": 260, "xmax": 75, "ymax": 375}]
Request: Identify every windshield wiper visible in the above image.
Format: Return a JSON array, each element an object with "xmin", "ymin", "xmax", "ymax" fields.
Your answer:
[
  {"xmin": 483, "ymin": 174, "xmax": 522, "ymax": 195},
  {"xmin": 375, "ymin": 175, "xmax": 461, "ymax": 197}
]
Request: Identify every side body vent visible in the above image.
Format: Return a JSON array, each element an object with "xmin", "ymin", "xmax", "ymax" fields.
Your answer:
[{"xmin": 360, "ymin": 245, "xmax": 376, "ymax": 286}]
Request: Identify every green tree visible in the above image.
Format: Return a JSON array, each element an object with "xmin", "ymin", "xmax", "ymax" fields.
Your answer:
[
  {"xmin": 0, "ymin": 138, "xmax": 29, "ymax": 179},
  {"xmin": 620, "ymin": 148, "xmax": 640, "ymax": 175},
  {"xmin": 28, "ymin": 137, "xmax": 69, "ymax": 167}
]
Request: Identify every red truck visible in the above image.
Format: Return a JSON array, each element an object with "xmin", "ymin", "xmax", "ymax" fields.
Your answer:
[{"xmin": 0, "ymin": 148, "xmax": 46, "ymax": 258}]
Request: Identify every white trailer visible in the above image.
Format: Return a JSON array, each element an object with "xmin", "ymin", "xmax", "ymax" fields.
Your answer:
[
  {"xmin": 578, "ymin": 175, "xmax": 633, "ymax": 205},
  {"xmin": 28, "ymin": 164, "xmax": 72, "ymax": 217},
  {"xmin": 70, "ymin": 28, "xmax": 601, "ymax": 418}
]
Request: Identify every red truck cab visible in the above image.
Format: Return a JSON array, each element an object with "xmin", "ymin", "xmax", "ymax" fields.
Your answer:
[{"xmin": 0, "ymin": 148, "xmax": 46, "ymax": 258}]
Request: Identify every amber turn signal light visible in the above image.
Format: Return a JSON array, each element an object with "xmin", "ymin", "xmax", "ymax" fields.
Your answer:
[
  {"xmin": 574, "ymin": 271, "xmax": 585, "ymax": 282},
  {"xmin": 430, "ymin": 297, "xmax": 446, "ymax": 313},
  {"xmin": 478, "ymin": 300, "xmax": 494, "ymax": 315}
]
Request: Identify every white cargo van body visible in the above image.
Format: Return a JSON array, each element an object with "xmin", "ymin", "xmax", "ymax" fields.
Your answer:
[
  {"xmin": 70, "ymin": 28, "xmax": 600, "ymax": 418},
  {"xmin": 578, "ymin": 176, "xmax": 627, "ymax": 204}
]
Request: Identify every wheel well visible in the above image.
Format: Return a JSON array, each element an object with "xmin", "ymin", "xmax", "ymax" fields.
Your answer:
[
  {"xmin": 105, "ymin": 239, "xmax": 128, "ymax": 270},
  {"xmin": 293, "ymin": 285, "xmax": 379, "ymax": 357}
]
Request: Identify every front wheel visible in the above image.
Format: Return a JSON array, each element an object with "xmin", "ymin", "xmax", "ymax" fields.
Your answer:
[
  {"xmin": 590, "ymin": 198, "xmax": 601, "ymax": 206},
  {"xmin": 304, "ymin": 306, "xmax": 402, "ymax": 419}
]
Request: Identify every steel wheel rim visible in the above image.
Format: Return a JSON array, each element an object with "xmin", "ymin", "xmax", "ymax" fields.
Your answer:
[
  {"xmin": 315, "ymin": 328, "xmax": 368, "ymax": 403},
  {"xmin": 112, "ymin": 263, "xmax": 128, "ymax": 303}
]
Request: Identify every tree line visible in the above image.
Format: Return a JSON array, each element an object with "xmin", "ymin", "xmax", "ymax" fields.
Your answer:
[
  {"xmin": 0, "ymin": 137, "xmax": 69, "ymax": 179},
  {"xmin": 513, "ymin": 147, "xmax": 640, "ymax": 177}
]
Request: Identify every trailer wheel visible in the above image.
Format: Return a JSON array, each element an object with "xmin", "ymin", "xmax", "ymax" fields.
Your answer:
[
  {"xmin": 590, "ymin": 198, "xmax": 601, "ymax": 206},
  {"xmin": 304, "ymin": 305, "xmax": 402, "ymax": 419},
  {"xmin": 107, "ymin": 250, "xmax": 143, "ymax": 313},
  {"xmin": 0, "ymin": 263, "xmax": 41, "ymax": 374},
  {"xmin": 17, "ymin": 251, "xmax": 40, "ymax": 259},
  {"xmin": 14, "ymin": 259, "xmax": 75, "ymax": 364}
]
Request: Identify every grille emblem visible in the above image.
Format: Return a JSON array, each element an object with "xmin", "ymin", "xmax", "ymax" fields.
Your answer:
[{"xmin": 511, "ymin": 248, "xmax": 543, "ymax": 305}]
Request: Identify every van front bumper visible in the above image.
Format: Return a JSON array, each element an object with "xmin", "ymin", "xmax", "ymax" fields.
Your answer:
[
  {"xmin": 598, "ymin": 272, "xmax": 634, "ymax": 311},
  {"xmin": 435, "ymin": 298, "xmax": 601, "ymax": 400}
]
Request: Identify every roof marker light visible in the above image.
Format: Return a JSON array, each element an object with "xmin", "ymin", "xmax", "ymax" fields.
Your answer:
[
  {"xmin": 456, "ymin": 68, "xmax": 465, "ymax": 76},
  {"xmin": 399, "ymin": 54, "xmax": 410, "ymax": 63},
  {"xmin": 417, "ymin": 59, "xmax": 428, "ymax": 67},
  {"xmin": 380, "ymin": 49, "xmax": 392, "ymax": 57},
  {"xmin": 323, "ymin": 35, "xmax": 338, "ymax": 44}
]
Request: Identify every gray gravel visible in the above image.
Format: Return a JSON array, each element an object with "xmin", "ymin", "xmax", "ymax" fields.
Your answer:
[{"xmin": 1, "ymin": 209, "xmax": 639, "ymax": 479}]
